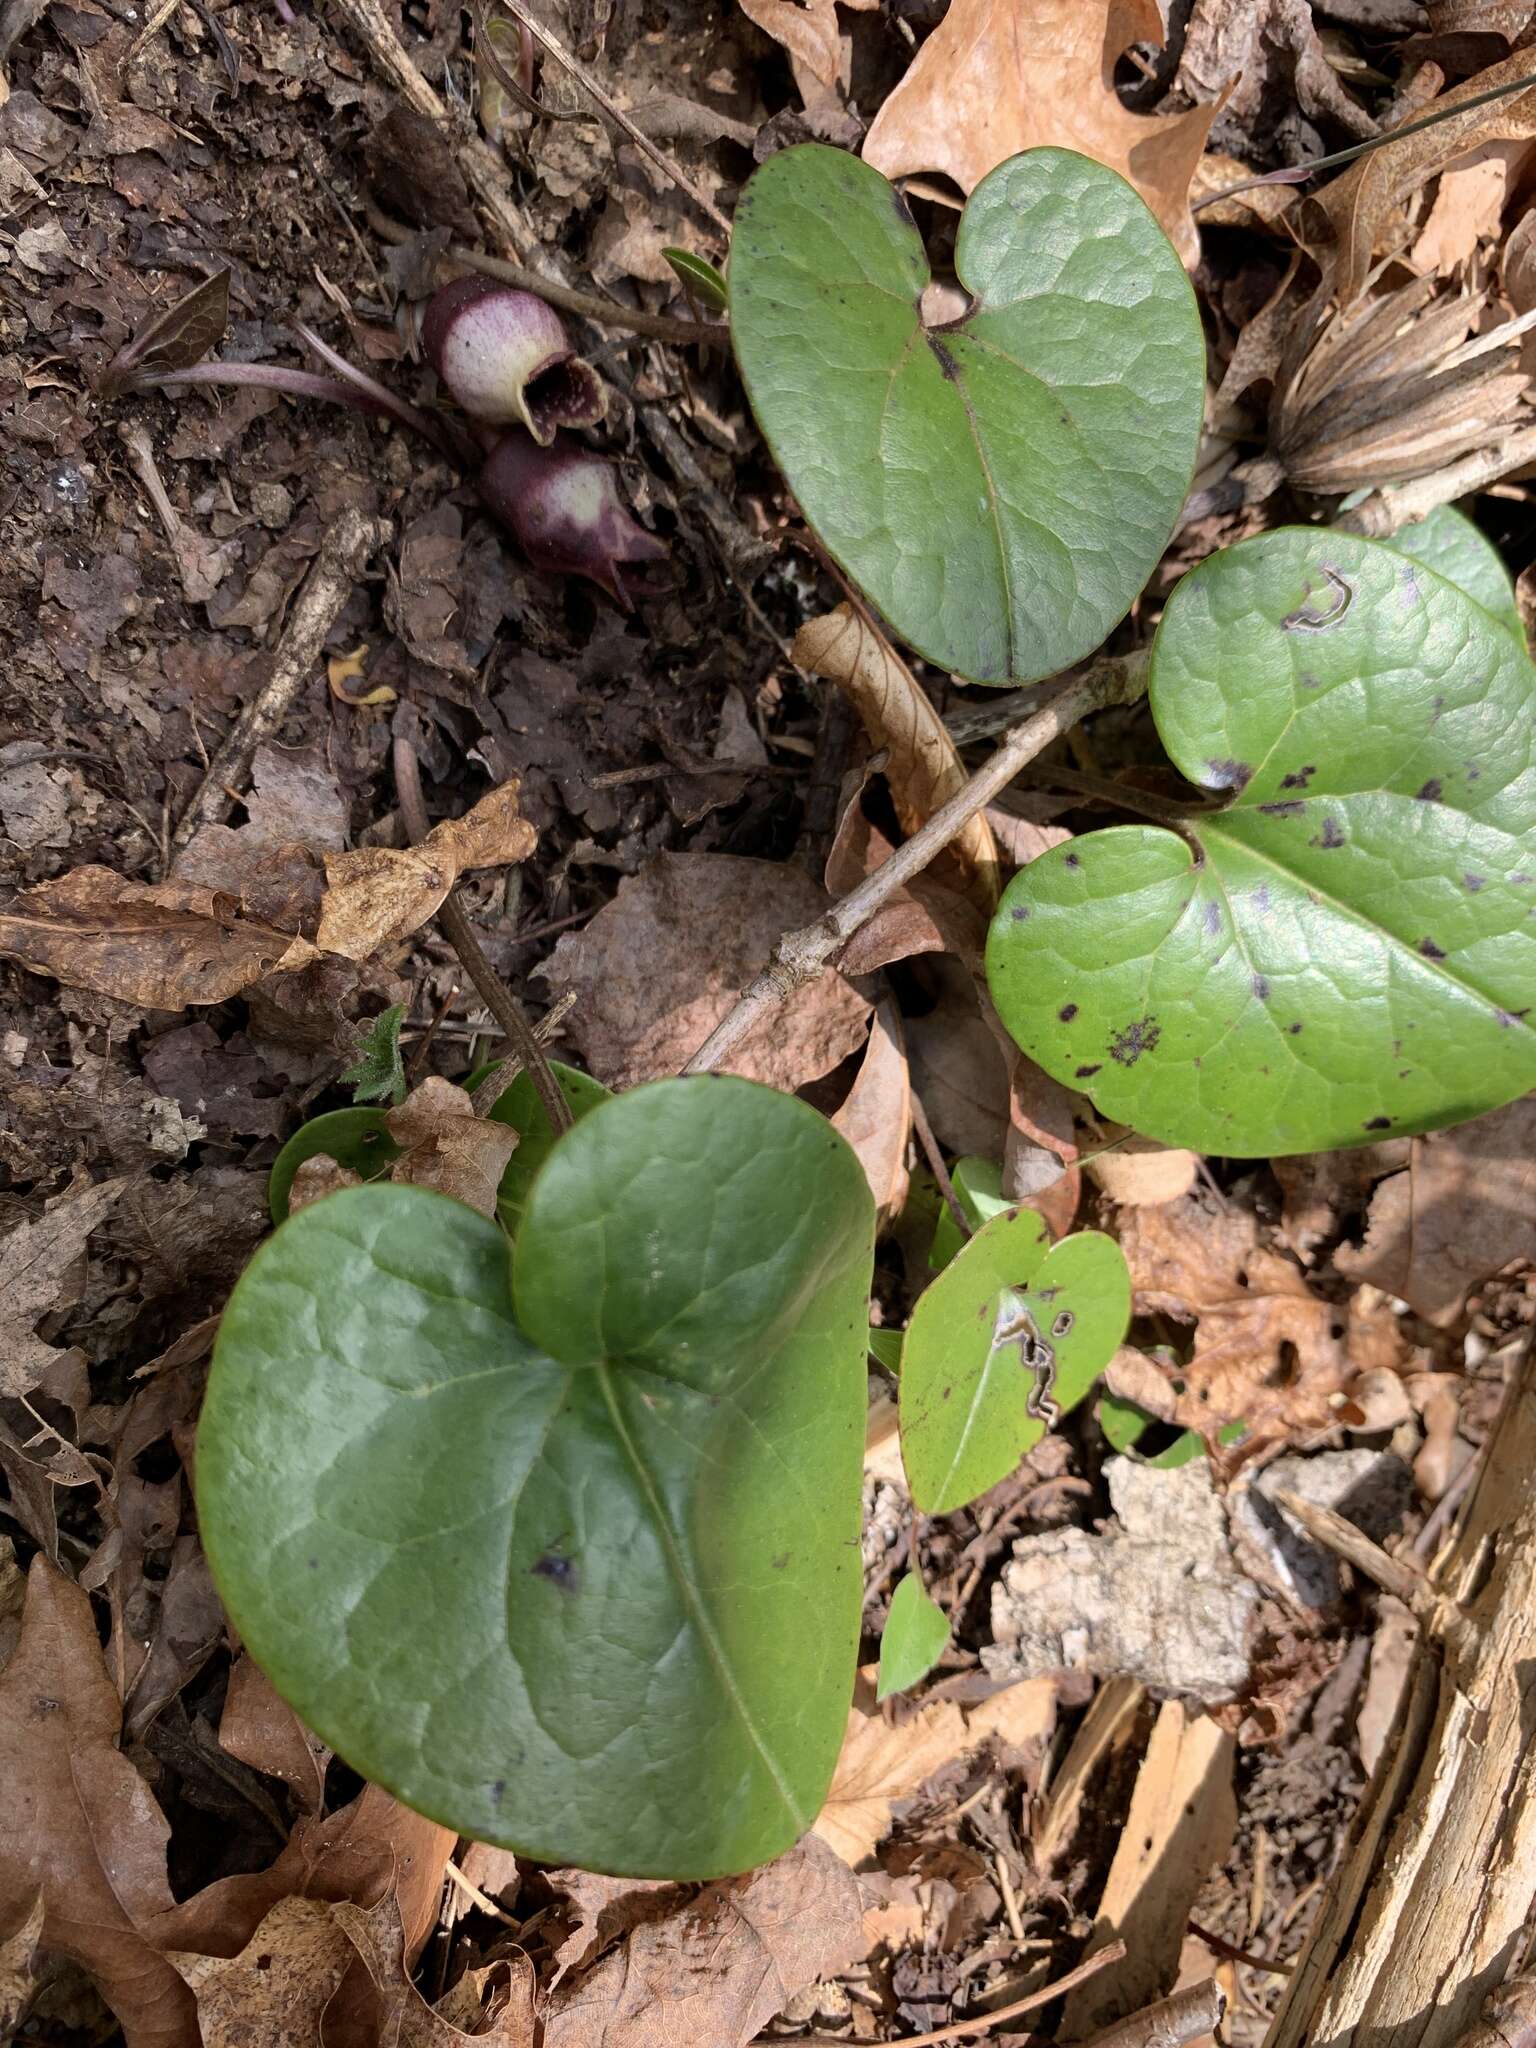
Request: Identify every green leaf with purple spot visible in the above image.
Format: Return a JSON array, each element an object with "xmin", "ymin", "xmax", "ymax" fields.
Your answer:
[{"xmin": 987, "ymin": 526, "xmax": 1536, "ymax": 1156}]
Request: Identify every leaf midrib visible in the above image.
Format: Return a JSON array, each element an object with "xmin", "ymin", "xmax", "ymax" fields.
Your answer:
[{"xmin": 593, "ymin": 1361, "xmax": 807, "ymax": 1832}]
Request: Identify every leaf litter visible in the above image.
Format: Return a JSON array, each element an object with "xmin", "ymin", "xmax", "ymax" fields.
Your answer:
[{"xmin": 6, "ymin": 0, "xmax": 1536, "ymax": 2040}]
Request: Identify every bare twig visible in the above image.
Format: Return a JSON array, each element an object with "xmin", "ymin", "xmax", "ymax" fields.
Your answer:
[
  {"xmin": 497, "ymin": 1, "xmax": 731, "ymax": 240},
  {"xmin": 326, "ymin": 0, "xmax": 532, "ymax": 257},
  {"xmin": 467, "ymin": 990, "xmax": 575, "ymax": 1117},
  {"xmin": 1333, "ymin": 424, "xmax": 1536, "ymax": 538},
  {"xmin": 1083, "ymin": 1979, "xmax": 1227, "ymax": 2048},
  {"xmin": 911, "ymin": 1089, "xmax": 970, "ymax": 1241},
  {"xmin": 682, "ymin": 651, "xmax": 1147, "ymax": 1075},
  {"xmin": 786, "ymin": 1940, "xmax": 1131, "ymax": 2048},
  {"xmin": 1188, "ymin": 1916, "xmax": 1292, "ymax": 1977},
  {"xmin": 392, "ymin": 738, "xmax": 573, "ymax": 1141},
  {"xmin": 171, "ymin": 507, "xmax": 392, "ymax": 856},
  {"xmin": 450, "ymin": 246, "xmax": 722, "ymax": 347},
  {"xmin": 1267, "ymin": 1485, "xmax": 1478, "ymax": 1665}
]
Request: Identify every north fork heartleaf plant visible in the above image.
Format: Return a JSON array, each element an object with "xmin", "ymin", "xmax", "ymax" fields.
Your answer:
[{"xmin": 198, "ymin": 1075, "xmax": 876, "ymax": 1879}]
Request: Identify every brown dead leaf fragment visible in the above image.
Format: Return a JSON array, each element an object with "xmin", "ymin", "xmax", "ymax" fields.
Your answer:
[
  {"xmin": 384, "ymin": 1076, "xmax": 520, "ymax": 1218},
  {"xmin": 1116, "ymin": 1198, "xmax": 1409, "ymax": 1445},
  {"xmin": 333, "ymin": 1895, "xmax": 535, "ymax": 2045},
  {"xmin": 540, "ymin": 853, "xmax": 871, "ymax": 1091},
  {"xmin": 1334, "ymin": 1098, "xmax": 1536, "ymax": 1324},
  {"xmin": 862, "ymin": 0, "xmax": 1220, "ymax": 264},
  {"xmin": 0, "ymin": 1560, "xmax": 196, "ymax": 2048},
  {"xmin": 0, "ymin": 1893, "xmax": 44, "ymax": 2037},
  {"xmin": 1308, "ymin": 47, "xmax": 1536, "ymax": 302},
  {"xmin": 218, "ymin": 1653, "xmax": 329, "ymax": 1815},
  {"xmin": 794, "ymin": 606, "xmax": 1000, "ymax": 909},
  {"xmin": 542, "ymin": 1835, "xmax": 866, "ymax": 2048},
  {"xmin": 0, "ymin": 1176, "xmax": 124, "ymax": 1399},
  {"xmin": 168, "ymin": 1896, "xmax": 354, "ymax": 2048},
  {"xmin": 832, "ymin": 997, "xmax": 912, "ymax": 1222}
]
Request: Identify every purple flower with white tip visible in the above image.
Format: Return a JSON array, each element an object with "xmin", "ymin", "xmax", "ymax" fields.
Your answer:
[
  {"xmin": 422, "ymin": 276, "xmax": 603, "ymax": 443},
  {"xmin": 480, "ymin": 431, "xmax": 667, "ymax": 609}
]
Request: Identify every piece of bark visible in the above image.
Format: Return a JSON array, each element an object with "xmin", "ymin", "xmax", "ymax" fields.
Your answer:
[{"xmin": 1266, "ymin": 1341, "xmax": 1536, "ymax": 2048}]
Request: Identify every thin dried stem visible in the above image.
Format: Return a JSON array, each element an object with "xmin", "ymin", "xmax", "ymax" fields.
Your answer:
[
  {"xmin": 449, "ymin": 245, "xmax": 722, "ymax": 347},
  {"xmin": 392, "ymin": 738, "xmax": 573, "ymax": 1140},
  {"xmin": 1334, "ymin": 424, "xmax": 1536, "ymax": 537},
  {"xmin": 682, "ymin": 651, "xmax": 1148, "ymax": 1075}
]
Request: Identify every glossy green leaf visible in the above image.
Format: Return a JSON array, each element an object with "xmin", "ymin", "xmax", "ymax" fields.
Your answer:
[
  {"xmin": 876, "ymin": 1573, "xmax": 950, "ymax": 1700},
  {"xmin": 199, "ymin": 1076, "xmax": 876, "ymax": 1879},
  {"xmin": 868, "ymin": 1327, "xmax": 904, "ymax": 1375},
  {"xmin": 729, "ymin": 145, "xmax": 1204, "ymax": 685},
  {"xmin": 988, "ymin": 527, "xmax": 1536, "ymax": 1156},
  {"xmin": 267, "ymin": 1107, "xmax": 400, "ymax": 1225},
  {"xmin": 928, "ymin": 1156, "xmax": 1011, "ymax": 1271},
  {"xmin": 469, "ymin": 1059, "xmax": 610, "ymax": 1230},
  {"xmin": 664, "ymin": 247, "xmax": 728, "ymax": 311},
  {"xmin": 1382, "ymin": 505, "xmax": 1524, "ymax": 648},
  {"xmin": 900, "ymin": 1208, "xmax": 1130, "ymax": 1513}
]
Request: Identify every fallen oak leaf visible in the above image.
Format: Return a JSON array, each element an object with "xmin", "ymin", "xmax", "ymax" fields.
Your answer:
[
  {"xmin": 795, "ymin": 604, "xmax": 1000, "ymax": 910},
  {"xmin": 0, "ymin": 1559, "xmax": 196, "ymax": 2048},
  {"xmin": 0, "ymin": 1894, "xmax": 44, "ymax": 2039},
  {"xmin": 862, "ymin": 0, "xmax": 1221, "ymax": 265},
  {"xmin": 540, "ymin": 1835, "xmax": 866, "ymax": 2048},
  {"xmin": 0, "ymin": 1177, "xmax": 125, "ymax": 1400},
  {"xmin": 167, "ymin": 1896, "xmax": 354, "ymax": 2048}
]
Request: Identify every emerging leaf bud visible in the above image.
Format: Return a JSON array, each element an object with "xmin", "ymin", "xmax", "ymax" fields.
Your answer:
[
  {"xmin": 421, "ymin": 276, "xmax": 603, "ymax": 443},
  {"xmin": 479, "ymin": 431, "xmax": 667, "ymax": 609}
]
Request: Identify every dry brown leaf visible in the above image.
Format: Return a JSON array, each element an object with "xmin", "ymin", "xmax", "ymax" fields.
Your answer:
[
  {"xmin": 814, "ymin": 1673, "xmax": 1055, "ymax": 1866},
  {"xmin": 794, "ymin": 606, "xmax": 1000, "ymax": 910},
  {"xmin": 824, "ymin": 772, "xmax": 987, "ymax": 977},
  {"xmin": 0, "ymin": 866, "xmax": 319, "ymax": 1008},
  {"xmin": 218, "ymin": 1652, "xmax": 329, "ymax": 1816},
  {"xmin": 1333, "ymin": 1098, "xmax": 1536, "ymax": 1324},
  {"xmin": 1272, "ymin": 1141, "xmax": 1408, "ymax": 1260},
  {"xmin": 168, "ymin": 1896, "xmax": 354, "ymax": 2048},
  {"xmin": 1409, "ymin": 144, "xmax": 1526, "ymax": 275},
  {"xmin": 832, "ymin": 997, "xmax": 912, "ymax": 1222},
  {"xmin": 290, "ymin": 1156, "xmax": 366, "ymax": 1213},
  {"xmin": 1117, "ymin": 1198, "xmax": 1410, "ymax": 1446},
  {"xmin": 541, "ymin": 1835, "xmax": 865, "ymax": 2048},
  {"xmin": 1428, "ymin": 0, "xmax": 1532, "ymax": 44},
  {"xmin": 998, "ymin": 1025, "xmax": 1080, "ymax": 1238},
  {"xmin": 1085, "ymin": 1129, "xmax": 1200, "ymax": 1207},
  {"xmin": 735, "ymin": 0, "xmax": 843, "ymax": 101},
  {"xmin": 334, "ymin": 1895, "xmax": 536, "ymax": 2045},
  {"xmin": 905, "ymin": 956, "xmax": 1011, "ymax": 1157},
  {"xmin": 0, "ymin": 1893, "xmax": 45, "ymax": 2039},
  {"xmin": 862, "ymin": 0, "xmax": 1220, "ymax": 265},
  {"xmin": 539, "ymin": 853, "xmax": 871, "ymax": 1091},
  {"xmin": 0, "ymin": 1177, "xmax": 125, "ymax": 1400},
  {"xmin": 1306, "ymin": 47, "xmax": 1536, "ymax": 302},
  {"xmin": 316, "ymin": 782, "xmax": 536, "ymax": 961},
  {"xmin": 0, "ymin": 1559, "xmax": 196, "ymax": 2048},
  {"xmin": 1060, "ymin": 1702, "xmax": 1236, "ymax": 2038},
  {"xmin": 543, "ymin": 1869, "xmax": 690, "ymax": 1982},
  {"xmin": 383, "ymin": 1076, "xmax": 521, "ymax": 1218}
]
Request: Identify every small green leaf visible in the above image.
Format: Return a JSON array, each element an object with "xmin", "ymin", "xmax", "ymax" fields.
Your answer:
[
  {"xmin": 468, "ymin": 1059, "xmax": 610, "ymax": 1230},
  {"xmin": 99, "ymin": 266, "xmax": 231, "ymax": 397},
  {"xmin": 988, "ymin": 527, "xmax": 1536, "ymax": 1156},
  {"xmin": 1382, "ymin": 505, "xmax": 1524, "ymax": 648},
  {"xmin": 729, "ymin": 146, "xmax": 1205, "ymax": 685},
  {"xmin": 876, "ymin": 1574, "xmax": 951, "ymax": 1700},
  {"xmin": 1145, "ymin": 1419, "xmax": 1246, "ymax": 1468},
  {"xmin": 929, "ymin": 1156, "xmax": 1012, "ymax": 1270},
  {"xmin": 268, "ymin": 1107, "xmax": 401, "ymax": 1225},
  {"xmin": 664, "ymin": 247, "xmax": 728, "ymax": 312},
  {"xmin": 1097, "ymin": 1390, "xmax": 1153, "ymax": 1453},
  {"xmin": 868, "ymin": 1328, "xmax": 904, "ymax": 1375},
  {"xmin": 340, "ymin": 1004, "xmax": 407, "ymax": 1105},
  {"xmin": 900, "ymin": 1209, "xmax": 1130, "ymax": 1513},
  {"xmin": 199, "ymin": 1076, "xmax": 875, "ymax": 1879}
]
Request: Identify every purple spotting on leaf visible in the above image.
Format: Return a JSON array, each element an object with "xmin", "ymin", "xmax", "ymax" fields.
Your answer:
[
  {"xmin": 422, "ymin": 276, "xmax": 603, "ymax": 443},
  {"xmin": 479, "ymin": 430, "xmax": 667, "ymax": 609}
]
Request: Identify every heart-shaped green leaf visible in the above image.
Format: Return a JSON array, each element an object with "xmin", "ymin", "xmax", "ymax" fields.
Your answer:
[
  {"xmin": 1382, "ymin": 505, "xmax": 1524, "ymax": 648},
  {"xmin": 198, "ymin": 1076, "xmax": 875, "ymax": 1879},
  {"xmin": 729, "ymin": 145, "xmax": 1205, "ymax": 685},
  {"xmin": 876, "ymin": 1573, "xmax": 950, "ymax": 1701},
  {"xmin": 900, "ymin": 1208, "xmax": 1130, "ymax": 1514},
  {"xmin": 987, "ymin": 527, "xmax": 1536, "ymax": 1156}
]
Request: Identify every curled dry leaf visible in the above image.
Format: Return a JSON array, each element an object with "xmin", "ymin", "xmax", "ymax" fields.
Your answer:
[
  {"xmin": 541, "ymin": 1835, "xmax": 866, "ymax": 2048},
  {"xmin": 1117, "ymin": 1199, "xmax": 1410, "ymax": 1447},
  {"xmin": 861, "ymin": 0, "xmax": 1220, "ymax": 265},
  {"xmin": 0, "ymin": 1177, "xmax": 125, "ymax": 1400},
  {"xmin": 0, "ymin": 1559, "xmax": 196, "ymax": 2048},
  {"xmin": 333, "ymin": 1895, "xmax": 536, "ymax": 2045},
  {"xmin": 0, "ymin": 1893, "xmax": 44, "ymax": 2039},
  {"xmin": 832, "ymin": 997, "xmax": 912, "ymax": 1221},
  {"xmin": 794, "ymin": 604, "xmax": 1000, "ymax": 910},
  {"xmin": 814, "ymin": 1671, "xmax": 1056, "ymax": 1867},
  {"xmin": 539, "ymin": 852, "xmax": 871, "ymax": 1091},
  {"xmin": 0, "ymin": 779, "xmax": 535, "ymax": 1007},
  {"xmin": 383, "ymin": 1076, "xmax": 521, "ymax": 1219},
  {"xmin": 218, "ymin": 1653, "xmax": 328, "ymax": 1816},
  {"xmin": 1333, "ymin": 1097, "xmax": 1536, "ymax": 1325},
  {"xmin": 1305, "ymin": 47, "xmax": 1536, "ymax": 303}
]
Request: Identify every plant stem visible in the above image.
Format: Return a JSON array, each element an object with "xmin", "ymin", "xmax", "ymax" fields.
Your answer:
[
  {"xmin": 392, "ymin": 738, "xmax": 573, "ymax": 1139},
  {"xmin": 449, "ymin": 246, "xmax": 723, "ymax": 348},
  {"xmin": 139, "ymin": 356, "xmax": 465, "ymax": 463},
  {"xmin": 682, "ymin": 650, "xmax": 1148, "ymax": 1075}
]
